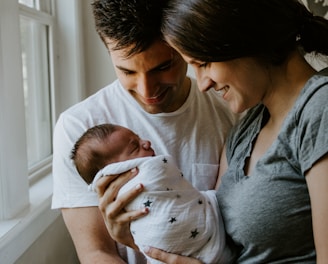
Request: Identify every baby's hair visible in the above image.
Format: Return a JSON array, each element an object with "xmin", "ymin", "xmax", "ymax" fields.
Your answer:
[{"xmin": 71, "ymin": 123, "xmax": 118, "ymax": 184}]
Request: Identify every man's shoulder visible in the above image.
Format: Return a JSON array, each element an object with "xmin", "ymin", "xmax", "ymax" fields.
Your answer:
[{"xmin": 62, "ymin": 79, "xmax": 122, "ymax": 116}]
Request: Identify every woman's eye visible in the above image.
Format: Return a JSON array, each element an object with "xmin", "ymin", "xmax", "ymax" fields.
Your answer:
[{"xmin": 199, "ymin": 62, "xmax": 208, "ymax": 68}]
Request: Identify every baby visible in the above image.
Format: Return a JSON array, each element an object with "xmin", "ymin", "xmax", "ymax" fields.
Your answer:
[{"xmin": 71, "ymin": 123, "xmax": 232, "ymax": 264}]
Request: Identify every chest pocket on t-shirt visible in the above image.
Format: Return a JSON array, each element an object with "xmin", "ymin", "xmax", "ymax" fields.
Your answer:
[{"xmin": 191, "ymin": 164, "xmax": 219, "ymax": 191}]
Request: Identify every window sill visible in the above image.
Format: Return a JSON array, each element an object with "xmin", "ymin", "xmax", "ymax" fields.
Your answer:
[{"xmin": 0, "ymin": 173, "xmax": 60, "ymax": 264}]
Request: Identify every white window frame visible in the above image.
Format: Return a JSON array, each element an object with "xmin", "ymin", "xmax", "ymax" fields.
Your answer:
[{"xmin": 0, "ymin": 1, "xmax": 85, "ymax": 263}]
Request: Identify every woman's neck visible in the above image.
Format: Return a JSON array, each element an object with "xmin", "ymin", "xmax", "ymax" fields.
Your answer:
[{"xmin": 263, "ymin": 50, "xmax": 316, "ymax": 127}]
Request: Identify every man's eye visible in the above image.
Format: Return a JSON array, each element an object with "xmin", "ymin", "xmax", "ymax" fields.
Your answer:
[
  {"xmin": 158, "ymin": 64, "xmax": 171, "ymax": 71},
  {"xmin": 122, "ymin": 70, "xmax": 133, "ymax": 76}
]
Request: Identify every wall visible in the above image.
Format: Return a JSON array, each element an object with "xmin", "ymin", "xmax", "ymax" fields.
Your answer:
[{"xmin": 14, "ymin": 216, "xmax": 78, "ymax": 264}]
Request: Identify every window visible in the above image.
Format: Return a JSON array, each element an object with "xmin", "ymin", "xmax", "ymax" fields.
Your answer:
[
  {"xmin": 0, "ymin": 0, "xmax": 84, "ymax": 262},
  {"xmin": 19, "ymin": 1, "xmax": 54, "ymax": 180},
  {"xmin": 0, "ymin": 0, "xmax": 55, "ymax": 218}
]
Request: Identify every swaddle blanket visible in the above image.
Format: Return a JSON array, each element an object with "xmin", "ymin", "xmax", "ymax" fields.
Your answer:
[{"xmin": 90, "ymin": 155, "xmax": 228, "ymax": 264}]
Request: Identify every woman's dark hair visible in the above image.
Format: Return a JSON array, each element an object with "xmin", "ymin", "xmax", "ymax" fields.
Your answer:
[
  {"xmin": 162, "ymin": 0, "xmax": 328, "ymax": 64},
  {"xmin": 92, "ymin": 0, "xmax": 167, "ymax": 57}
]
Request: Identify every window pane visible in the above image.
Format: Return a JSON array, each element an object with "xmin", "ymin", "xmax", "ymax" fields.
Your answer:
[
  {"xmin": 20, "ymin": 17, "xmax": 53, "ymax": 169},
  {"xmin": 19, "ymin": 0, "xmax": 52, "ymax": 14},
  {"xmin": 19, "ymin": 0, "xmax": 35, "ymax": 8}
]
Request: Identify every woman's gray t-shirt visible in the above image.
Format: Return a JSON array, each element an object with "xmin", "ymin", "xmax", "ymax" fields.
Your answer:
[{"xmin": 217, "ymin": 68, "xmax": 328, "ymax": 263}]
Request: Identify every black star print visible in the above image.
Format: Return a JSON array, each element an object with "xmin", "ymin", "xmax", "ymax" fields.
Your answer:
[
  {"xmin": 169, "ymin": 217, "xmax": 177, "ymax": 224},
  {"xmin": 198, "ymin": 199, "xmax": 203, "ymax": 205},
  {"xmin": 180, "ymin": 172, "xmax": 184, "ymax": 177},
  {"xmin": 190, "ymin": 229, "xmax": 199, "ymax": 239},
  {"xmin": 143, "ymin": 200, "xmax": 153, "ymax": 207},
  {"xmin": 162, "ymin": 157, "xmax": 168, "ymax": 163}
]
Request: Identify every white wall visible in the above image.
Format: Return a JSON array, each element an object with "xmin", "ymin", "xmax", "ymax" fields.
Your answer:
[{"xmin": 14, "ymin": 216, "xmax": 78, "ymax": 264}]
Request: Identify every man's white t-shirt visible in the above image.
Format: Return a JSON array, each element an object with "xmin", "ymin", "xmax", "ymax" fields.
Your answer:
[{"xmin": 51, "ymin": 77, "xmax": 236, "ymax": 263}]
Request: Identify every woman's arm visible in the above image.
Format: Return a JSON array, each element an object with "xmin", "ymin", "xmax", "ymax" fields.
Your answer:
[
  {"xmin": 305, "ymin": 153, "xmax": 328, "ymax": 263},
  {"xmin": 215, "ymin": 145, "xmax": 228, "ymax": 190}
]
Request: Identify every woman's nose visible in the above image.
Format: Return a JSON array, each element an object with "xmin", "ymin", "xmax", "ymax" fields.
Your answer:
[
  {"xmin": 193, "ymin": 68, "xmax": 215, "ymax": 92},
  {"xmin": 197, "ymin": 77, "xmax": 215, "ymax": 92}
]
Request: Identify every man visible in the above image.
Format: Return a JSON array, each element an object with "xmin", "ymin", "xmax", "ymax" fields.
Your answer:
[{"xmin": 51, "ymin": 0, "xmax": 236, "ymax": 263}]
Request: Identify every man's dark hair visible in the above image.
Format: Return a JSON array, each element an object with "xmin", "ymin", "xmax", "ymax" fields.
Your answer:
[{"xmin": 92, "ymin": 0, "xmax": 168, "ymax": 57}]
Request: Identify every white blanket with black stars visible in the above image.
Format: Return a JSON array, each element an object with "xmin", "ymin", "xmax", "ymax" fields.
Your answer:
[{"xmin": 91, "ymin": 155, "xmax": 230, "ymax": 264}]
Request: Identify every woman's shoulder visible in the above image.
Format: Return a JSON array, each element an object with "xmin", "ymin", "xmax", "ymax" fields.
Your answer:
[{"xmin": 295, "ymin": 68, "xmax": 328, "ymax": 120}]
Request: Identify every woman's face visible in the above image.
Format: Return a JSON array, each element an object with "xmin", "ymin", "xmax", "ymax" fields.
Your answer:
[{"xmin": 180, "ymin": 53, "xmax": 272, "ymax": 113}]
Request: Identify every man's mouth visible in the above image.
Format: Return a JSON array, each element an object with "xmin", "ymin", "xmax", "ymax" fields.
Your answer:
[{"xmin": 143, "ymin": 87, "xmax": 169, "ymax": 104}]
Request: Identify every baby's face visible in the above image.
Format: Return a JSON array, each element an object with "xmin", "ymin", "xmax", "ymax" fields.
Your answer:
[{"xmin": 106, "ymin": 126, "xmax": 155, "ymax": 163}]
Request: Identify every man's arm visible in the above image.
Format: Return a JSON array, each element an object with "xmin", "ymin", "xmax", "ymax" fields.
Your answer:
[{"xmin": 61, "ymin": 207, "xmax": 126, "ymax": 264}]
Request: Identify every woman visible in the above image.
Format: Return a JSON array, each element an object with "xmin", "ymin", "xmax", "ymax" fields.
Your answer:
[{"xmin": 97, "ymin": 0, "xmax": 328, "ymax": 263}]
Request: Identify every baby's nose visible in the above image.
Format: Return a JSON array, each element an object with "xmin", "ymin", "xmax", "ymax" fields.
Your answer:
[{"xmin": 141, "ymin": 140, "xmax": 151, "ymax": 149}]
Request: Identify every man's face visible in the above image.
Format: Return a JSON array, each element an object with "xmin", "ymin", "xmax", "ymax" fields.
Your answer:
[{"xmin": 106, "ymin": 39, "xmax": 190, "ymax": 114}]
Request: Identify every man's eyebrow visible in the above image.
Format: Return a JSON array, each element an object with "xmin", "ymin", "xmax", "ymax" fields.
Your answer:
[
  {"xmin": 150, "ymin": 59, "xmax": 172, "ymax": 72},
  {"xmin": 116, "ymin": 65, "xmax": 134, "ymax": 72},
  {"xmin": 115, "ymin": 59, "xmax": 173, "ymax": 73}
]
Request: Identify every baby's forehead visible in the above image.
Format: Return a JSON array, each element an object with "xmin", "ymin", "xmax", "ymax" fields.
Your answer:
[
  {"xmin": 107, "ymin": 126, "xmax": 139, "ymax": 144},
  {"xmin": 115, "ymin": 126, "xmax": 138, "ymax": 137}
]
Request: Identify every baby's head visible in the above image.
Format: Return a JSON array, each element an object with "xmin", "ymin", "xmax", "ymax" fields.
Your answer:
[{"xmin": 71, "ymin": 123, "xmax": 155, "ymax": 184}]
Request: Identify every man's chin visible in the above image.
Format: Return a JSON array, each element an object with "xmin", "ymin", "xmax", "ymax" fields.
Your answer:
[{"xmin": 142, "ymin": 105, "xmax": 164, "ymax": 114}]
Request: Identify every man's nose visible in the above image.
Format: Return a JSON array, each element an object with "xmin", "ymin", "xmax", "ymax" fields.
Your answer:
[{"xmin": 136, "ymin": 74, "xmax": 156, "ymax": 98}]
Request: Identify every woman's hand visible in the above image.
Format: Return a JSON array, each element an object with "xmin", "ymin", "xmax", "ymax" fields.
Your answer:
[
  {"xmin": 96, "ymin": 168, "xmax": 149, "ymax": 250},
  {"xmin": 143, "ymin": 247, "xmax": 202, "ymax": 264}
]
